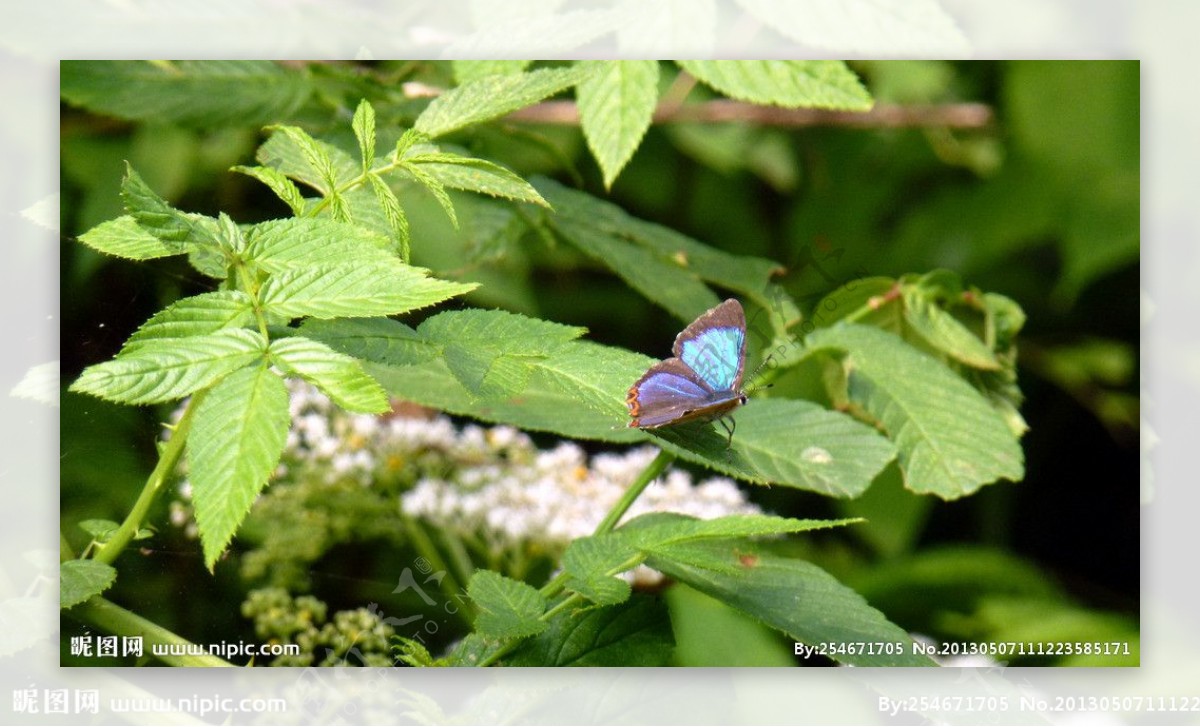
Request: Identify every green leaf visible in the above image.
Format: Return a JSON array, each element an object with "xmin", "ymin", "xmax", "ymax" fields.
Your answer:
[
  {"xmin": 403, "ymin": 153, "xmax": 549, "ymax": 206},
  {"xmin": 61, "ymin": 60, "xmax": 313, "ymax": 127},
  {"xmin": 255, "ymin": 127, "xmax": 357, "ymax": 198},
  {"xmin": 901, "ymin": 279, "xmax": 1000, "ymax": 370},
  {"xmin": 267, "ymin": 125, "xmax": 341, "ymax": 194},
  {"xmin": 420, "ymin": 309, "xmax": 586, "ymax": 399},
  {"xmin": 505, "ymin": 595, "xmax": 673, "ymax": 666},
  {"xmin": 536, "ymin": 178, "xmax": 785, "ymax": 323},
  {"xmin": 60, "ymin": 560, "xmax": 117, "ymax": 609},
  {"xmin": 351, "ymin": 99, "xmax": 376, "ymax": 175},
  {"xmin": 78, "ymin": 216, "xmax": 181, "ymax": 260},
  {"xmin": 231, "ymin": 165, "xmax": 307, "ymax": 216},
  {"xmin": 398, "ymin": 162, "xmax": 458, "ymax": 228},
  {"xmin": 645, "ymin": 542, "xmax": 935, "ymax": 666},
  {"xmin": 677, "ymin": 60, "xmax": 872, "ymax": 111},
  {"xmin": 268, "ymin": 336, "xmax": 388, "ymax": 413},
  {"xmin": 78, "ymin": 519, "xmax": 120, "ymax": 540},
  {"xmin": 70, "ymin": 329, "xmax": 266, "ymax": 405},
  {"xmin": 366, "ymin": 173, "xmax": 410, "ymax": 260},
  {"xmin": 415, "ymin": 66, "xmax": 592, "ymax": 138},
  {"xmin": 621, "ymin": 512, "xmax": 862, "ymax": 551},
  {"xmin": 259, "ymin": 262, "xmax": 477, "ymax": 320},
  {"xmin": 805, "ymin": 324, "xmax": 1024, "ymax": 498},
  {"xmin": 187, "ymin": 365, "xmax": 290, "ymax": 570},
  {"xmin": 561, "ymin": 536, "xmax": 637, "ymax": 606},
  {"xmin": 120, "ymin": 291, "xmax": 255, "ymax": 353},
  {"xmin": 243, "ymin": 217, "xmax": 396, "ymax": 273},
  {"xmin": 576, "ymin": 60, "xmax": 660, "ymax": 188},
  {"xmin": 466, "ymin": 570, "xmax": 547, "ymax": 639},
  {"xmin": 451, "ymin": 60, "xmax": 532, "ymax": 84},
  {"xmin": 667, "ymin": 583, "xmax": 795, "ymax": 666},
  {"xmin": 121, "ymin": 163, "xmax": 221, "ymax": 250}
]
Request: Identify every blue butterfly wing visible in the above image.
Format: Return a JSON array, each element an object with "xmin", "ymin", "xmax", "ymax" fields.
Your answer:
[
  {"xmin": 626, "ymin": 359, "xmax": 714, "ymax": 428},
  {"xmin": 673, "ymin": 299, "xmax": 746, "ymax": 393}
]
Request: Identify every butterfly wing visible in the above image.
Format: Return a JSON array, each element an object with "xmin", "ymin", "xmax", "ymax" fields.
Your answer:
[
  {"xmin": 672, "ymin": 298, "xmax": 746, "ymax": 393},
  {"xmin": 627, "ymin": 358, "xmax": 715, "ymax": 428}
]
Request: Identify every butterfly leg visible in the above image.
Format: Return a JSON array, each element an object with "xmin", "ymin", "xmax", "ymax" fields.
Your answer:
[{"xmin": 717, "ymin": 416, "xmax": 736, "ymax": 447}]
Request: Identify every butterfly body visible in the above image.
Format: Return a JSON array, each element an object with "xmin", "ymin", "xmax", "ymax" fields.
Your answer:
[{"xmin": 626, "ymin": 299, "xmax": 748, "ymax": 433}]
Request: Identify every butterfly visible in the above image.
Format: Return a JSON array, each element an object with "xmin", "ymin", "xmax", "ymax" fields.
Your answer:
[{"xmin": 626, "ymin": 298, "xmax": 748, "ymax": 443}]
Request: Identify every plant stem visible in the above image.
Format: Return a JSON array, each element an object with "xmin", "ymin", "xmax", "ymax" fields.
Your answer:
[
  {"xmin": 593, "ymin": 449, "xmax": 676, "ymax": 536},
  {"xmin": 94, "ymin": 389, "xmax": 207, "ymax": 566},
  {"xmin": 399, "ymin": 512, "xmax": 474, "ymax": 623},
  {"xmin": 69, "ymin": 596, "xmax": 235, "ymax": 667}
]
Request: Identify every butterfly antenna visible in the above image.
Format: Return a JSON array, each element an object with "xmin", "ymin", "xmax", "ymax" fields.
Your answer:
[{"xmin": 744, "ymin": 352, "xmax": 779, "ymax": 394}]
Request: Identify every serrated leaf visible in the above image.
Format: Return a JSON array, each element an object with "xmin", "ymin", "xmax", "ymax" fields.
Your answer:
[
  {"xmin": 60, "ymin": 560, "xmax": 117, "ymax": 609},
  {"xmin": 269, "ymin": 336, "xmax": 388, "ymax": 413},
  {"xmin": 366, "ymin": 173, "xmax": 411, "ymax": 260},
  {"xmin": 403, "ymin": 154, "xmax": 548, "ymax": 206},
  {"xmin": 61, "ymin": 60, "xmax": 313, "ymax": 127},
  {"xmin": 505, "ymin": 595, "xmax": 673, "ymax": 666},
  {"xmin": 902, "ymin": 287, "xmax": 1000, "ymax": 370},
  {"xmin": 621, "ymin": 512, "xmax": 862, "ymax": 550},
  {"xmin": 399, "ymin": 162, "xmax": 458, "ymax": 229},
  {"xmin": 677, "ymin": 60, "xmax": 872, "ymax": 111},
  {"xmin": 255, "ymin": 128, "xmax": 356, "ymax": 198},
  {"xmin": 645, "ymin": 542, "xmax": 935, "ymax": 666},
  {"xmin": 419, "ymin": 309, "xmax": 586, "ymax": 399},
  {"xmin": 467, "ymin": 570, "xmax": 547, "ymax": 639},
  {"xmin": 576, "ymin": 60, "xmax": 660, "ymax": 188},
  {"xmin": 10, "ymin": 361, "xmax": 59, "ymax": 407},
  {"xmin": 259, "ymin": 263, "xmax": 476, "ymax": 320},
  {"xmin": 562, "ymin": 536, "xmax": 638, "ymax": 606},
  {"xmin": 267, "ymin": 125, "xmax": 341, "ymax": 194},
  {"xmin": 120, "ymin": 291, "xmax": 255, "ymax": 353},
  {"xmin": 415, "ymin": 66, "xmax": 592, "ymax": 138},
  {"xmin": 806, "ymin": 324, "xmax": 1024, "ymax": 498},
  {"xmin": 352, "ymin": 99, "xmax": 376, "ymax": 175},
  {"xmin": 78, "ymin": 216, "xmax": 181, "ymax": 260},
  {"xmin": 121, "ymin": 164, "xmax": 222, "ymax": 250},
  {"xmin": 231, "ymin": 165, "xmax": 307, "ymax": 216},
  {"xmin": 243, "ymin": 217, "xmax": 396, "ymax": 273},
  {"xmin": 536, "ymin": 178, "xmax": 785, "ymax": 323},
  {"xmin": 70, "ymin": 329, "xmax": 266, "ymax": 405},
  {"xmin": 78, "ymin": 519, "xmax": 120, "ymax": 539},
  {"xmin": 187, "ymin": 365, "xmax": 290, "ymax": 569},
  {"xmin": 451, "ymin": 60, "xmax": 532, "ymax": 84}
]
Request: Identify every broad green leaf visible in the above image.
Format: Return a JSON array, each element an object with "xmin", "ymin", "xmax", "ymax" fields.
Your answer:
[
  {"xmin": 256, "ymin": 128, "xmax": 358, "ymax": 196},
  {"xmin": 667, "ymin": 583, "xmax": 795, "ymax": 666},
  {"xmin": 259, "ymin": 263, "xmax": 477, "ymax": 319},
  {"xmin": 243, "ymin": 217, "xmax": 395, "ymax": 273},
  {"xmin": 536, "ymin": 178, "xmax": 785, "ymax": 323},
  {"xmin": 836, "ymin": 464, "xmax": 932, "ymax": 558},
  {"xmin": 61, "ymin": 60, "xmax": 313, "ymax": 127},
  {"xmin": 562, "ymin": 536, "xmax": 637, "ymax": 606},
  {"xmin": 60, "ymin": 560, "xmax": 117, "ymax": 609},
  {"xmin": 576, "ymin": 60, "xmax": 660, "ymax": 188},
  {"xmin": 805, "ymin": 324, "xmax": 1024, "ymax": 498},
  {"xmin": 466, "ymin": 570, "xmax": 547, "ymax": 639},
  {"xmin": 351, "ymin": 99, "xmax": 375, "ymax": 175},
  {"xmin": 299, "ymin": 318, "xmax": 439, "ymax": 368},
  {"xmin": 231, "ymin": 165, "xmax": 307, "ymax": 216},
  {"xmin": 419, "ymin": 309, "xmax": 586, "ymax": 399},
  {"xmin": 366, "ymin": 173, "xmax": 410, "ymax": 260},
  {"xmin": 620, "ymin": 512, "xmax": 862, "ymax": 552},
  {"xmin": 121, "ymin": 291, "xmax": 255, "ymax": 353},
  {"xmin": 451, "ymin": 60, "xmax": 532, "ymax": 84},
  {"xmin": 645, "ymin": 542, "xmax": 936, "ymax": 666},
  {"xmin": 78, "ymin": 215, "xmax": 180, "ymax": 260},
  {"xmin": 505, "ymin": 595, "xmax": 673, "ymax": 666},
  {"xmin": 677, "ymin": 60, "xmax": 872, "ymax": 111},
  {"xmin": 70, "ymin": 329, "xmax": 266, "ymax": 405},
  {"xmin": 268, "ymin": 336, "xmax": 388, "ymax": 413},
  {"xmin": 399, "ymin": 162, "xmax": 458, "ymax": 228},
  {"xmin": 403, "ymin": 154, "xmax": 549, "ymax": 206},
  {"xmin": 415, "ymin": 66, "xmax": 592, "ymax": 138},
  {"xmin": 902, "ymin": 287, "xmax": 1000, "ymax": 370},
  {"xmin": 121, "ymin": 164, "xmax": 221, "ymax": 250},
  {"xmin": 187, "ymin": 365, "xmax": 290, "ymax": 569}
]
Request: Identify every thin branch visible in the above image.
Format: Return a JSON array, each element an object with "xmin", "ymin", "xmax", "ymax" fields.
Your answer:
[{"xmin": 506, "ymin": 99, "xmax": 994, "ymax": 130}]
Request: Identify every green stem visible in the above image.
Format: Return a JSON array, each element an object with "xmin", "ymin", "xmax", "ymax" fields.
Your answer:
[
  {"xmin": 593, "ymin": 449, "xmax": 676, "ymax": 536},
  {"xmin": 69, "ymin": 596, "xmax": 235, "ymax": 667},
  {"xmin": 400, "ymin": 512, "xmax": 474, "ymax": 623},
  {"xmin": 94, "ymin": 389, "xmax": 207, "ymax": 566}
]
